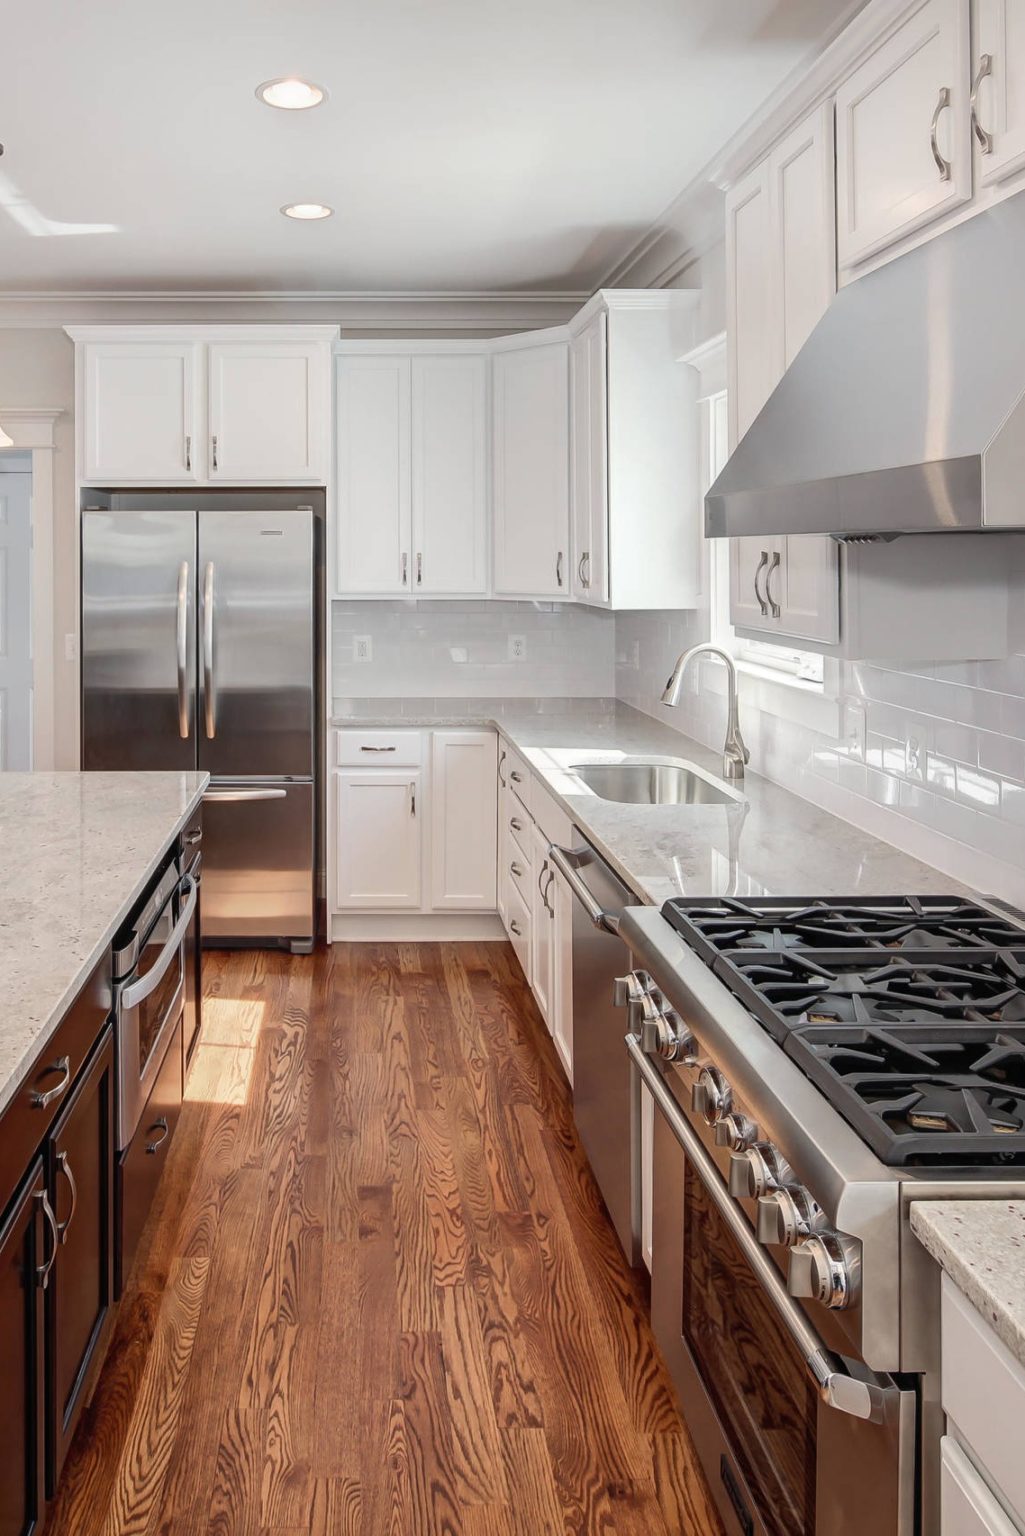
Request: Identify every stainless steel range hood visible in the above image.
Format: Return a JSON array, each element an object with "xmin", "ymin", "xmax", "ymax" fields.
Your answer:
[{"xmin": 706, "ymin": 190, "xmax": 1025, "ymax": 539}]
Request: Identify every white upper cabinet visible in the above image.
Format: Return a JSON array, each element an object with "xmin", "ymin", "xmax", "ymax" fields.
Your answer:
[
  {"xmin": 973, "ymin": 0, "xmax": 1025, "ymax": 184},
  {"xmin": 80, "ymin": 341, "xmax": 200, "ymax": 484},
  {"xmin": 773, "ymin": 106, "xmax": 837, "ymax": 371},
  {"xmin": 492, "ymin": 337, "xmax": 570, "ymax": 599},
  {"xmin": 725, "ymin": 161, "xmax": 774, "ymax": 445},
  {"xmin": 835, "ymin": 0, "xmax": 972, "ymax": 271},
  {"xmin": 71, "ymin": 326, "xmax": 333, "ymax": 486},
  {"xmin": 570, "ymin": 291, "xmax": 702, "ymax": 611},
  {"xmin": 570, "ymin": 313, "xmax": 609, "ymax": 604},
  {"xmin": 410, "ymin": 355, "xmax": 487, "ymax": 595},
  {"xmin": 336, "ymin": 354, "xmax": 411, "ymax": 595},
  {"xmin": 207, "ymin": 341, "xmax": 326, "ymax": 482}
]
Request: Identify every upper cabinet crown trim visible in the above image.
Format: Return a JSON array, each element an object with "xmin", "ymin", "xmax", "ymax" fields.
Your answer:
[{"xmin": 65, "ymin": 323, "xmax": 339, "ymax": 343}]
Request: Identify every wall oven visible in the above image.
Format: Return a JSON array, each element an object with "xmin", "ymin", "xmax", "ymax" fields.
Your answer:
[
  {"xmin": 630, "ymin": 1039, "xmax": 916, "ymax": 1536},
  {"xmin": 112, "ymin": 851, "xmax": 198, "ymax": 1150}
]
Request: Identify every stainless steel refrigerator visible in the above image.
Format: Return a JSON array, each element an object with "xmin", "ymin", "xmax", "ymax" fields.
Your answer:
[{"xmin": 81, "ymin": 496, "xmax": 320, "ymax": 951}]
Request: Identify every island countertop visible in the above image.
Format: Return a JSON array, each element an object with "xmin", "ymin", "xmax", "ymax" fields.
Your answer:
[{"xmin": 0, "ymin": 771, "xmax": 208, "ymax": 1118}]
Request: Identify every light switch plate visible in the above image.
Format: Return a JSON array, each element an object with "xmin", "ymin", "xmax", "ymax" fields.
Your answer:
[{"xmin": 507, "ymin": 635, "xmax": 526, "ymax": 661}]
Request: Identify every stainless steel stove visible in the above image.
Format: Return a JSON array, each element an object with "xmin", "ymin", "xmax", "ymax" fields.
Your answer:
[{"xmin": 618, "ymin": 894, "xmax": 1025, "ymax": 1536}]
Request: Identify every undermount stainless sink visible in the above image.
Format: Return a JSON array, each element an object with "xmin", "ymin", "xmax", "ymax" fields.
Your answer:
[{"xmin": 568, "ymin": 759, "xmax": 740, "ymax": 807}]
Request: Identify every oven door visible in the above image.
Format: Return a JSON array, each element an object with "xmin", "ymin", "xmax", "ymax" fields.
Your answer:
[
  {"xmin": 630, "ymin": 1039, "xmax": 916, "ymax": 1536},
  {"xmin": 115, "ymin": 870, "xmax": 198, "ymax": 1149}
]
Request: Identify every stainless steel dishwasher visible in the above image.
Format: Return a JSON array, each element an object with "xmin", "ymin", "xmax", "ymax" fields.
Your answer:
[{"xmin": 548, "ymin": 835, "xmax": 639, "ymax": 1264}]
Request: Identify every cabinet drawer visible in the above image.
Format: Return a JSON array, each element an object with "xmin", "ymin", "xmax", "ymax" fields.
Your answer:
[
  {"xmin": 506, "ymin": 843, "xmax": 532, "ymax": 908},
  {"xmin": 117, "ymin": 1019, "xmax": 183, "ymax": 1293},
  {"xmin": 336, "ymin": 729, "xmax": 422, "ymax": 767},
  {"xmin": 941, "ymin": 1436, "xmax": 1020, "ymax": 1535},
  {"xmin": 531, "ymin": 778, "xmax": 573, "ymax": 848},
  {"xmin": 498, "ymin": 741, "xmax": 531, "ymax": 808},
  {"xmin": 505, "ymin": 800, "xmax": 532, "ymax": 864},
  {"xmin": 0, "ymin": 954, "xmax": 110, "ymax": 1226},
  {"xmin": 506, "ymin": 880, "xmax": 532, "ymax": 979},
  {"xmin": 942, "ymin": 1275, "xmax": 1025, "ymax": 1521}
]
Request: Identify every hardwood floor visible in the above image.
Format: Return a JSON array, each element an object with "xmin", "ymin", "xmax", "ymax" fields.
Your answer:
[{"xmin": 45, "ymin": 942, "xmax": 722, "ymax": 1536}]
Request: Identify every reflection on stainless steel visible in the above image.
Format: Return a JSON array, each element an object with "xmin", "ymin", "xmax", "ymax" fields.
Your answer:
[
  {"xmin": 570, "ymin": 758, "xmax": 739, "ymax": 804},
  {"xmin": 660, "ymin": 644, "xmax": 749, "ymax": 783},
  {"xmin": 706, "ymin": 187, "xmax": 1025, "ymax": 536}
]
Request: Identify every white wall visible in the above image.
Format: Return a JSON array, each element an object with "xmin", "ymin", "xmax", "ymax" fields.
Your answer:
[{"xmin": 0, "ymin": 328, "xmax": 77, "ymax": 766}]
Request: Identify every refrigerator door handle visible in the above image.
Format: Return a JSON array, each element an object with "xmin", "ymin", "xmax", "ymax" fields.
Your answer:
[
  {"xmin": 203, "ymin": 788, "xmax": 289, "ymax": 802},
  {"xmin": 202, "ymin": 560, "xmax": 216, "ymax": 739},
  {"xmin": 176, "ymin": 560, "xmax": 190, "ymax": 740}
]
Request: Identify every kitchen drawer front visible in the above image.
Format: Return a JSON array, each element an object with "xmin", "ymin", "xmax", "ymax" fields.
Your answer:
[
  {"xmin": 335, "ymin": 729, "xmax": 422, "ymax": 767},
  {"xmin": 941, "ymin": 1436, "xmax": 1020, "ymax": 1536},
  {"xmin": 117, "ymin": 1019, "xmax": 183, "ymax": 1293},
  {"xmin": 506, "ymin": 879, "xmax": 532, "ymax": 977},
  {"xmin": 942, "ymin": 1275, "xmax": 1025, "ymax": 1521},
  {"xmin": 531, "ymin": 778, "xmax": 572, "ymax": 848},
  {"xmin": 505, "ymin": 799, "xmax": 533, "ymax": 864},
  {"xmin": 506, "ymin": 841, "xmax": 532, "ymax": 909},
  {"xmin": 498, "ymin": 741, "xmax": 531, "ymax": 809},
  {"xmin": 0, "ymin": 954, "xmax": 110, "ymax": 1226}
]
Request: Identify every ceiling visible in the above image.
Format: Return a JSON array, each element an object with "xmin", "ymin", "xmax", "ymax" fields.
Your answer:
[{"xmin": 0, "ymin": 0, "xmax": 857, "ymax": 296}]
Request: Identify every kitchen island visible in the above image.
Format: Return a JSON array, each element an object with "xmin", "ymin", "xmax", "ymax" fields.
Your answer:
[{"xmin": 0, "ymin": 769, "xmax": 207, "ymax": 1534}]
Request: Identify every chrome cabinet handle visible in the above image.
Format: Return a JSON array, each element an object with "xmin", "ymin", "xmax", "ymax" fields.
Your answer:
[
  {"xmin": 753, "ymin": 550, "xmax": 770, "ymax": 617},
  {"xmin": 176, "ymin": 559, "xmax": 189, "ymax": 741},
  {"xmin": 549, "ymin": 846, "xmax": 620, "ymax": 935},
  {"xmin": 509, "ymin": 919, "xmax": 522, "ymax": 937},
  {"xmin": 626, "ymin": 1037, "xmax": 899, "ymax": 1426},
  {"xmin": 510, "ymin": 816, "xmax": 523, "ymax": 832},
  {"xmin": 185, "ymin": 434, "xmax": 192, "ymax": 472},
  {"xmin": 31, "ymin": 1056, "xmax": 71, "ymax": 1110},
  {"xmin": 416, "ymin": 552, "xmax": 423, "ymax": 586},
  {"xmin": 556, "ymin": 550, "xmax": 564, "ymax": 588},
  {"xmin": 360, "ymin": 745, "xmax": 396, "ymax": 753},
  {"xmin": 211, "ymin": 433, "xmax": 219, "ymax": 471},
  {"xmin": 121, "ymin": 874, "xmax": 197, "ymax": 1012},
  {"xmin": 145, "ymin": 1117, "xmax": 169, "ymax": 1155},
  {"xmin": 401, "ymin": 552, "xmax": 408, "ymax": 587},
  {"xmin": 185, "ymin": 828, "xmax": 202, "ymax": 845},
  {"xmin": 577, "ymin": 551, "xmax": 591, "ymax": 588},
  {"xmin": 35, "ymin": 1191, "xmax": 59, "ymax": 1289},
  {"xmin": 766, "ymin": 550, "xmax": 782, "ymax": 620},
  {"xmin": 55, "ymin": 1150, "xmax": 78, "ymax": 1245},
  {"xmin": 202, "ymin": 561, "xmax": 215, "ymax": 739},
  {"xmin": 930, "ymin": 86, "xmax": 953, "ymax": 182},
  {"xmin": 544, "ymin": 867, "xmax": 555, "ymax": 917},
  {"xmin": 409, "ymin": 781, "xmax": 416, "ymax": 817},
  {"xmin": 510, "ymin": 860, "xmax": 524, "ymax": 877},
  {"xmin": 509, "ymin": 770, "xmax": 523, "ymax": 784},
  {"xmin": 971, "ymin": 53, "xmax": 993, "ymax": 153},
  {"xmin": 498, "ymin": 751, "xmax": 507, "ymax": 788},
  {"xmin": 538, "ymin": 862, "xmax": 554, "ymax": 916}
]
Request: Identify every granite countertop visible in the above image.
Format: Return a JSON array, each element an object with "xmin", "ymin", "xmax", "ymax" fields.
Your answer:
[
  {"xmin": 332, "ymin": 697, "xmax": 968, "ymax": 905},
  {"xmin": 911, "ymin": 1202, "xmax": 1025, "ymax": 1370},
  {"xmin": 0, "ymin": 771, "xmax": 208, "ymax": 1117}
]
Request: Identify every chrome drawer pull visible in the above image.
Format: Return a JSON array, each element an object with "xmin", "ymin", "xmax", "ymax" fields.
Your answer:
[
  {"xmin": 145, "ymin": 1117, "xmax": 170, "ymax": 1154},
  {"xmin": 31, "ymin": 1056, "xmax": 71, "ymax": 1110},
  {"xmin": 509, "ymin": 920, "xmax": 522, "ymax": 937},
  {"xmin": 35, "ymin": 1191, "xmax": 59, "ymax": 1289},
  {"xmin": 55, "ymin": 1150, "xmax": 78, "ymax": 1244}
]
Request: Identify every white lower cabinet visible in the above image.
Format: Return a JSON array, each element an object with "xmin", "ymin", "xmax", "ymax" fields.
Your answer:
[
  {"xmin": 334, "ymin": 769, "xmax": 423, "ymax": 910},
  {"xmin": 430, "ymin": 731, "xmax": 497, "ymax": 910},
  {"xmin": 530, "ymin": 824, "xmax": 556, "ymax": 1027},
  {"xmin": 549, "ymin": 858, "xmax": 573, "ymax": 1083},
  {"xmin": 941, "ymin": 1437, "xmax": 1019, "ymax": 1535}
]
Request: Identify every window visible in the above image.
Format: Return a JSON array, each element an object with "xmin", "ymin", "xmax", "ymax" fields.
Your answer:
[{"xmin": 705, "ymin": 388, "xmax": 824, "ymax": 688}]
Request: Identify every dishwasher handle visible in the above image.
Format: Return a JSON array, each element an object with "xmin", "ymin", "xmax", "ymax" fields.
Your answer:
[{"xmin": 549, "ymin": 845, "xmax": 621, "ymax": 935}]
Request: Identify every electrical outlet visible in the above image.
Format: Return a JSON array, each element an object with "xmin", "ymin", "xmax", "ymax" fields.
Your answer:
[
  {"xmin": 507, "ymin": 634, "xmax": 527, "ymax": 661},
  {"xmin": 841, "ymin": 700, "xmax": 866, "ymax": 760},
  {"xmin": 354, "ymin": 635, "xmax": 372, "ymax": 663},
  {"xmin": 905, "ymin": 733, "xmax": 925, "ymax": 781}
]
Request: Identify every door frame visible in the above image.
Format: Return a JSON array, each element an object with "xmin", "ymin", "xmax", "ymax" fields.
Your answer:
[{"xmin": 0, "ymin": 407, "xmax": 61, "ymax": 769}]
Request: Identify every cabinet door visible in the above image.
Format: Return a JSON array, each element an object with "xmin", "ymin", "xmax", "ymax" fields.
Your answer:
[
  {"xmin": 835, "ymin": 0, "xmax": 972, "ymax": 270},
  {"xmin": 730, "ymin": 537, "xmax": 782, "ymax": 634},
  {"xmin": 492, "ymin": 343, "xmax": 570, "ymax": 598},
  {"xmin": 335, "ymin": 769, "xmax": 422, "ymax": 909},
  {"xmin": 411, "ymin": 355, "xmax": 487, "ymax": 595},
  {"xmin": 974, "ymin": 0, "xmax": 1025, "ymax": 185},
  {"xmin": 336, "ymin": 355, "xmax": 412, "ymax": 595},
  {"xmin": 530, "ymin": 826, "xmax": 555, "ymax": 1027},
  {"xmin": 47, "ymin": 1027, "xmax": 115, "ymax": 1489},
  {"xmin": 725, "ymin": 159, "xmax": 774, "ymax": 446},
  {"xmin": 0, "ymin": 1160, "xmax": 47, "ymax": 1536},
  {"xmin": 208, "ymin": 341, "xmax": 326, "ymax": 482},
  {"xmin": 550, "ymin": 862, "xmax": 573, "ymax": 1083},
  {"xmin": 570, "ymin": 313, "xmax": 609, "ymax": 604},
  {"xmin": 940, "ymin": 1435, "xmax": 1019, "ymax": 1535},
  {"xmin": 430, "ymin": 731, "xmax": 498, "ymax": 911},
  {"xmin": 772, "ymin": 104, "xmax": 837, "ymax": 372},
  {"xmin": 82, "ymin": 342, "xmax": 199, "ymax": 484},
  {"xmin": 776, "ymin": 536, "xmax": 841, "ymax": 645}
]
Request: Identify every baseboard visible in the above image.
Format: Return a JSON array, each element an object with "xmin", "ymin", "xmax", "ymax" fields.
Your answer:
[{"xmin": 329, "ymin": 912, "xmax": 505, "ymax": 942}]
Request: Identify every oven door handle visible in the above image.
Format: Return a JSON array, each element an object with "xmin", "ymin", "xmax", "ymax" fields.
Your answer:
[
  {"xmin": 549, "ymin": 845, "xmax": 620, "ymax": 935},
  {"xmin": 627, "ymin": 1035, "xmax": 898, "ymax": 1426},
  {"xmin": 120, "ymin": 874, "xmax": 197, "ymax": 1013}
]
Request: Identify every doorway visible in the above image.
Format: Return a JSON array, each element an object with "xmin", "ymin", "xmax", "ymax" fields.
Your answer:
[{"xmin": 0, "ymin": 451, "xmax": 33, "ymax": 768}]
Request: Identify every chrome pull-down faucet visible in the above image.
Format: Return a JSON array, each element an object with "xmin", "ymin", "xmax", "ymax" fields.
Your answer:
[{"xmin": 661, "ymin": 644, "xmax": 750, "ymax": 783}]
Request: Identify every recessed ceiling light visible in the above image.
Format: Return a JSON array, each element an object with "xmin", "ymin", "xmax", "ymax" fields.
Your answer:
[
  {"xmin": 280, "ymin": 202, "xmax": 334, "ymax": 221},
  {"xmin": 257, "ymin": 77, "xmax": 326, "ymax": 111}
]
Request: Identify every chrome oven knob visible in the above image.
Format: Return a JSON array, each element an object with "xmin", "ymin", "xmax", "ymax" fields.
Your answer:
[
  {"xmin": 727, "ymin": 1143, "xmax": 791, "ymax": 1200},
  {"xmin": 645, "ymin": 1006, "xmax": 695, "ymax": 1063},
  {"xmin": 787, "ymin": 1233, "xmax": 856, "ymax": 1310},
  {"xmin": 755, "ymin": 1187, "xmax": 820, "ymax": 1248},
  {"xmin": 613, "ymin": 971, "xmax": 653, "ymax": 1009},
  {"xmin": 714, "ymin": 1112, "xmax": 758, "ymax": 1151},
  {"xmin": 691, "ymin": 1066, "xmax": 731, "ymax": 1125}
]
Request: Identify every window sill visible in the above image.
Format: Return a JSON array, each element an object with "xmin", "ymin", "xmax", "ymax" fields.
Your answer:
[{"xmin": 703, "ymin": 658, "xmax": 841, "ymax": 737}]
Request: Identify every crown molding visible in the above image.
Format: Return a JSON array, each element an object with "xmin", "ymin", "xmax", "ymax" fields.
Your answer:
[{"xmin": 0, "ymin": 288, "xmax": 590, "ymax": 332}]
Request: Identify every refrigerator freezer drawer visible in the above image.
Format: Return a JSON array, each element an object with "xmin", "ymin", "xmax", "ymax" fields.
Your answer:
[{"xmin": 201, "ymin": 780, "xmax": 314, "ymax": 946}]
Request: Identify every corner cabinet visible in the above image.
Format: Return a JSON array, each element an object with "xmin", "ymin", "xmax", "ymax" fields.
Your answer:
[
  {"xmin": 725, "ymin": 106, "xmax": 841, "ymax": 647},
  {"xmin": 69, "ymin": 326, "xmax": 334, "ymax": 486},
  {"xmin": 492, "ymin": 335, "xmax": 571, "ymax": 599},
  {"xmin": 335, "ymin": 347, "xmax": 488, "ymax": 598}
]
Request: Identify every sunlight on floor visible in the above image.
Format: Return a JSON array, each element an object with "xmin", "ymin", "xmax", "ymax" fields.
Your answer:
[{"xmin": 185, "ymin": 996, "xmax": 266, "ymax": 1105}]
